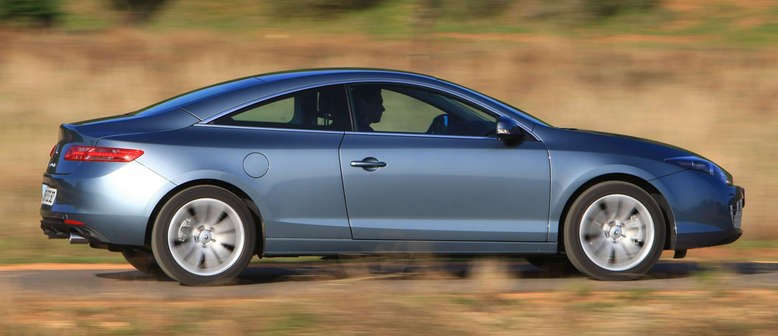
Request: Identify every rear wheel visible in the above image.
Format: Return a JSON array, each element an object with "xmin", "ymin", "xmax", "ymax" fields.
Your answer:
[
  {"xmin": 151, "ymin": 185, "xmax": 257, "ymax": 286},
  {"xmin": 121, "ymin": 248, "xmax": 165, "ymax": 277},
  {"xmin": 563, "ymin": 181, "xmax": 665, "ymax": 280}
]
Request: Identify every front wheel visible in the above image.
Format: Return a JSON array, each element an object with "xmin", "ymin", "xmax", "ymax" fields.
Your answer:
[
  {"xmin": 563, "ymin": 181, "xmax": 665, "ymax": 280},
  {"xmin": 151, "ymin": 185, "xmax": 257, "ymax": 286},
  {"xmin": 526, "ymin": 255, "xmax": 578, "ymax": 275}
]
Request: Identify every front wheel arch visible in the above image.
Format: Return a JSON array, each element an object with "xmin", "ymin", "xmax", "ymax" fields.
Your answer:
[
  {"xmin": 144, "ymin": 179, "xmax": 264, "ymax": 256},
  {"xmin": 557, "ymin": 174, "xmax": 675, "ymax": 252}
]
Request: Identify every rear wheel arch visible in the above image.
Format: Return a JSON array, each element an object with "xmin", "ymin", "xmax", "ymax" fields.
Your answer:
[
  {"xmin": 144, "ymin": 179, "xmax": 264, "ymax": 255},
  {"xmin": 557, "ymin": 173, "xmax": 675, "ymax": 252}
]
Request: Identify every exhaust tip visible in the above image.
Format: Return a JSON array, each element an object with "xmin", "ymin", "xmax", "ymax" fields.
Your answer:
[{"xmin": 69, "ymin": 233, "xmax": 88, "ymax": 244}]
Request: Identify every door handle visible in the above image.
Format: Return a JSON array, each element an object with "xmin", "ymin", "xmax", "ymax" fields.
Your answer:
[{"xmin": 350, "ymin": 157, "xmax": 387, "ymax": 171}]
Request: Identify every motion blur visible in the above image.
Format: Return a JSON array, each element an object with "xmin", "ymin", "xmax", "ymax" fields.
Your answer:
[{"xmin": 1, "ymin": 0, "xmax": 777, "ymax": 334}]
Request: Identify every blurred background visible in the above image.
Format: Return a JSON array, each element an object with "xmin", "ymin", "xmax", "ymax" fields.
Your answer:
[
  {"xmin": 1, "ymin": 0, "xmax": 777, "ymax": 264},
  {"xmin": 1, "ymin": 1, "xmax": 778, "ymax": 335}
]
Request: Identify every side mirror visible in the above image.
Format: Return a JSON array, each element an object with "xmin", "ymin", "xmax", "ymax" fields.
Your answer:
[{"xmin": 496, "ymin": 117, "xmax": 526, "ymax": 144}]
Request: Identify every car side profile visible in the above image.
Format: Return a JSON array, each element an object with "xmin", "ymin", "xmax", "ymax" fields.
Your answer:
[{"xmin": 40, "ymin": 69, "xmax": 744, "ymax": 285}]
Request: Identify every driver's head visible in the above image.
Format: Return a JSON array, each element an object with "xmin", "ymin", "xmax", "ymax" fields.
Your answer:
[{"xmin": 353, "ymin": 86, "xmax": 384, "ymax": 126}]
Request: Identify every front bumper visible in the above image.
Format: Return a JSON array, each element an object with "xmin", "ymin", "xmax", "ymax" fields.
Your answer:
[{"xmin": 654, "ymin": 169, "xmax": 744, "ymax": 250}]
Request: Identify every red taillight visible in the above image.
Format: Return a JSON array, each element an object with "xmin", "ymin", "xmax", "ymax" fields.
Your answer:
[
  {"xmin": 64, "ymin": 219, "xmax": 84, "ymax": 226},
  {"xmin": 50, "ymin": 144, "xmax": 57, "ymax": 157},
  {"xmin": 64, "ymin": 146, "xmax": 144, "ymax": 162}
]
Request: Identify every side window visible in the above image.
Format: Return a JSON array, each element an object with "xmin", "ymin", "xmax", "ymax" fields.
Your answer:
[
  {"xmin": 349, "ymin": 84, "xmax": 497, "ymax": 137},
  {"xmin": 213, "ymin": 86, "xmax": 349, "ymax": 131},
  {"xmin": 232, "ymin": 97, "xmax": 294, "ymax": 123}
]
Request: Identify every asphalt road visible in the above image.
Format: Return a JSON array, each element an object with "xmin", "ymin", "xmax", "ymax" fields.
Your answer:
[{"xmin": 2, "ymin": 260, "xmax": 777, "ymax": 299}]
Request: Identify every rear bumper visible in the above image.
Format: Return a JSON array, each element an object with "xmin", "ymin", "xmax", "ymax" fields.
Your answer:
[
  {"xmin": 40, "ymin": 217, "xmax": 73, "ymax": 239},
  {"xmin": 40, "ymin": 217, "xmax": 110, "ymax": 246},
  {"xmin": 40, "ymin": 161, "xmax": 175, "ymax": 246}
]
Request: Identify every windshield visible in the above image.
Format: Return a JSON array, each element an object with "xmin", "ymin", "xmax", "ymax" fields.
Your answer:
[{"xmin": 441, "ymin": 80, "xmax": 551, "ymax": 127}]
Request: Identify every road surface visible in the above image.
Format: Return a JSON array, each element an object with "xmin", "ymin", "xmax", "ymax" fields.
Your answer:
[{"xmin": 1, "ymin": 260, "xmax": 777, "ymax": 299}]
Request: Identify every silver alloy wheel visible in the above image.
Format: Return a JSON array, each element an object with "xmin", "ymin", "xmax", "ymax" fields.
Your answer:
[
  {"xmin": 579, "ymin": 194, "xmax": 655, "ymax": 272},
  {"xmin": 167, "ymin": 198, "xmax": 245, "ymax": 276}
]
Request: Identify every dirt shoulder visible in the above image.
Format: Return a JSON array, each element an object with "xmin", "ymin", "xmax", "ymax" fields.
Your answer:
[{"xmin": 0, "ymin": 263, "xmax": 131, "ymax": 271}]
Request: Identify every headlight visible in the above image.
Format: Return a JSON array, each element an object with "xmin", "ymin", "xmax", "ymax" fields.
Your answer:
[{"xmin": 665, "ymin": 156, "xmax": 731, "ymax": 184}]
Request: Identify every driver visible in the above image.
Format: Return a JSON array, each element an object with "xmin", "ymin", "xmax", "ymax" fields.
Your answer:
[{"xmin": 352, "ymin": 86, "xmax": 385, "ymax": 132}]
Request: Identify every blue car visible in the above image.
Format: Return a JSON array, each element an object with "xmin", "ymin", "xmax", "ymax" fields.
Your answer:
[{"xmin": 40, "ymin": 69, "xmax": 744, "ymax": 285}]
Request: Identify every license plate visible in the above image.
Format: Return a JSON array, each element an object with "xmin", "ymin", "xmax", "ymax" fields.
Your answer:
[{"xmin": 41, "ymin": 184, "xmax": 57, "ymax": 206}]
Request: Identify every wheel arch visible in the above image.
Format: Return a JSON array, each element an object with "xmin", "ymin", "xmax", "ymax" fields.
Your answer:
[
  {"xmin": 556, "ymin": 173, "xmax": 676, "ymax": 252},
  {"xmin": 144, "ymin": 179, "xmax": 265, "ymax": 255}
]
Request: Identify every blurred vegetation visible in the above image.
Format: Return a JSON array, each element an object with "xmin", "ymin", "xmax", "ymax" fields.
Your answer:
[
  {"xmin": 109, "ymin": 0, "xmax": 168, "ymax": 24},
  {"xmin": 582, "ymin": 0, "xmax": 661, "ymax": 18},
  {"xmin": 0, "ymin": 0, "xmax": 61, "ymax": 27},
  {"xmin": 2, "ymin": 0, "xmax": 666, "ymax": 28},
  {"xmin": 420, "ymin": 0, "xmax": 516, "ymax": 18},
  {"xmin": 3, "ymin": 285, "xmax": 778, "ymax": 335},
  {"xmin": 0, "ymin": 0, "xmax": 666, "ymax": 30},
  {"xmin": 0, "ymin": 0, "xmax": 772, "ymax": 47},
  {"xmin": 0, "ymin": 1, "xmax": 776, "ymax": 264},
  {"xmin": 268, "ymin": 0, "xmax": 385, "ymax": 19}
]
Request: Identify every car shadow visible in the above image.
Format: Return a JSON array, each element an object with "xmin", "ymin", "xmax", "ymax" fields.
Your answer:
[
  {"xmin": 644, "ymin": 261, "xmax": 778, "ymax": 279},
  {"xmin": 95, "ymin": 260, "xmax": 778, "ymax": 285},
  {"xmin": 96, "ymin": 271, "xmax": 175, "ymax": 282}
]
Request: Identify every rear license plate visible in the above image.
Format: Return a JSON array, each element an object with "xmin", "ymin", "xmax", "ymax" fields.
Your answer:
[{"xmin": 41, "ymin": 184, "xmax": 57, "ymax": 206}]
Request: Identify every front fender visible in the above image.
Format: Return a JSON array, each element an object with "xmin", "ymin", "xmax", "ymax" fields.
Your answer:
[{"xmin": 547, "ymin": 154, "xmax": 682, "ymax": 242}]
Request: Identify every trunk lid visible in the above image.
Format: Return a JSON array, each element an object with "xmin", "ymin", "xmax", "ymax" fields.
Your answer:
[
  {"xmin": 46, "ymin": 109, "xmax": 199, "ymax": 175},
  {"xmin": 46, "ymin": 124, "xmax": 96, "ymax": 175}
]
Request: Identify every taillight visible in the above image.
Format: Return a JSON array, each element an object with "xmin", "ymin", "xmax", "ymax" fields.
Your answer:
[
  {"xmin": 50, "ymin": 144, "xmax": 57, "ymax": 157},
  {"xmin": 64, "ymin": 146, "xmax": 144, "ymax": 162},
  {"xmin": 64, "ymin": 219, "xmax": 84, "ymax": 226}
]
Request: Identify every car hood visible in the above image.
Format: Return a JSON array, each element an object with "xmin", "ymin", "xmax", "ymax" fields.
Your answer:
[
  {"xmin": 549, "ymin": 126, "xmax": 731, "ymax": 176},
  {"xmin": 567, "ymin": 128, "xmax": 699, "ymax": 157},
  {"xmin": 579, "ymin": 128, "xmax": 733, "ymax": 180}
]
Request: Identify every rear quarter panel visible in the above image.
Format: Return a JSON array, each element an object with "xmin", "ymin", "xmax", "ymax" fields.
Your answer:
[
  {"xmin": 41, "ymin": 161, "xmax": 174, "ymax": 245},
  {"xmin": 97, "ymin": 125, "xmax": 352, "ymax": 242}
]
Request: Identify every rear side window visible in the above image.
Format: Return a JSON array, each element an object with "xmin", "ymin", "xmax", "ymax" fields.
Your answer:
[
  {"xmin": 213, "ymin": 86, "xmax": 349, "ymax": 131},
  {"xmin": 232, "ymin": 97, "xmax": 294, "ymax": 124}
]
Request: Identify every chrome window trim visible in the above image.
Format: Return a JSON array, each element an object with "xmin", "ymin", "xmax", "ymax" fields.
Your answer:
[
  {"xmin": 197, "ymin": 78, "xmax": 539, "ymax": 141},
  {"xmin": 344, "ymin": 131, "xmax": 495, "ymax": 141},
  {"xmin": 193, "ymin": 123, "xmax": 345, "ymax": 135},
  {"xmin": 194, "ymin": 124, "xmax": 494, "ymax": 140}
]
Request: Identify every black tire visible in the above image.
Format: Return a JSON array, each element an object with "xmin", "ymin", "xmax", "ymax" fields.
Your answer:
[
  {"xmin": 563, "ymin": 181, "xmax": 666, "ymax": 280},
  {"xmin": 121, "ymin": 248, "xmax": 166, "ymax": 277},
  {"xmin": 151, "ymin": 185, "xmax": 257, "ymax": 286},
  {"xmin": 526, "ymin": 255, "xmax": 578, "ymax": 275}
]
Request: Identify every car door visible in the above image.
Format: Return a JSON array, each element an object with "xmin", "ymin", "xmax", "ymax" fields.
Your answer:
[
  {"xmin": 340, "ymin": 84, "xmax": 550, "ymax": 241},
  {"xmin": 210, "ymin": 85, "xmax": 353, "ymax": 240}
]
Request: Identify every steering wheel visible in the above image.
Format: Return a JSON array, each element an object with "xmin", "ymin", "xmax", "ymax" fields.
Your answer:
[{"xmin": 426, "ymin": 114, "xmax": 449, "ymax": 134}]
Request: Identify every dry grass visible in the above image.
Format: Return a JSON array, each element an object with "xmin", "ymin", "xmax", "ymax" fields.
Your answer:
[
  {"xmin": 0, "ymin": 29, "xmax": 776, "ymax": 262},
  {"xmin": 2, "ymin": 283, "xmax": 778, "ymax": 335},
  {"xmin": 1, "ymin": 257, "xmax": 777, "ymax": 334}
]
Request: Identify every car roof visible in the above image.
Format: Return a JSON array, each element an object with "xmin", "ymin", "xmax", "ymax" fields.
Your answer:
[
  {"xmin": 253, "ymin": 68, "xmax": 440, "ymax": 84},
  {"xmin": 140, "ymin": 68, "xmax": 548, "ymax": 128}
]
